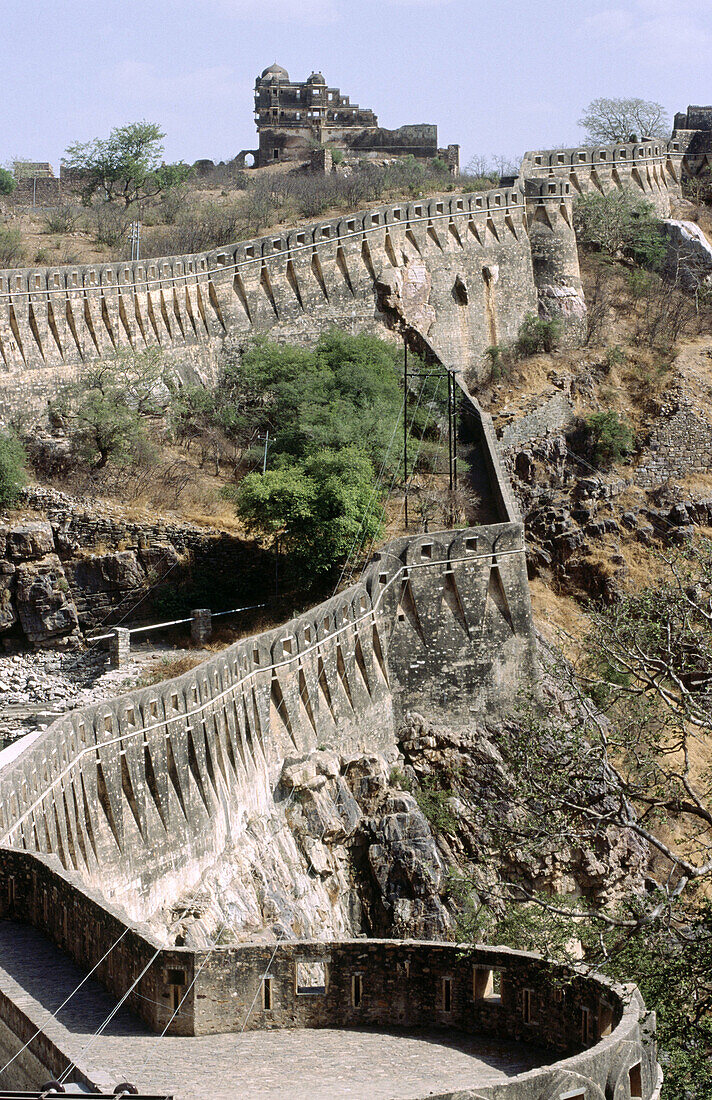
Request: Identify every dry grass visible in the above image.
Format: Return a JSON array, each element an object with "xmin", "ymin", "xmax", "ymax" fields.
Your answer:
[
  {"xmin": 137, "ymin": 653, "xmax": 205, "ymax": 687},
  {"xmin": 529, "ymin": 578, "xmax": 590, "ymax": 660}
]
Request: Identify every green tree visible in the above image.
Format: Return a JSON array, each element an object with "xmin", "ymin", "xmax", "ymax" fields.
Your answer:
[
  {"xmin": 578, "ymin": 97, "xmax": 670, "ymax": 143},
  {"xmin": 0, "ymin": 432, "xmax": 27, "ymax": 507},
  {"xmin": 228, "ymin": 447, "xmax": 382, "ymax": 575},
  {"xmin": 574, "ymin": 191, "xmax": 667, "ymax": 269},
  {"xmin": 515, "ymin": 314, "xmax": 562, "ymax": 357},
  {"xmin": 220, "ymin": 331, "xmax": 417, "ymax": 471},
  {"xmin": 54, "ymin": 349, "xmax": 167, "ymax": 470},
  {"xmin": 0, "ymin": 168, "xmax": 16, "ymax": 195},
  {"xmin": 62, "ymin": 122, "xmax": 191, "ymax": 208}
]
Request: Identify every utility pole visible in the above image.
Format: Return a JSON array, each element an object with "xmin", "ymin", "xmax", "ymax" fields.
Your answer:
[
  {"xmin": 403, "ymin": 337, "xmax": 409, "ymax": 531},
  {"xmin": 447, "ymin": 370, "xmax": 454, "ymax": 494},
  {"xmin": 130, "ymin": 219, "xmax": 141, "ymax": 262},
  {"xmin": 452, "ymin": 371, "xmax": 458, "ymax": 494}
]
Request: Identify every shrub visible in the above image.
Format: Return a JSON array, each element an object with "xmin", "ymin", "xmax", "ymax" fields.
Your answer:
[
  {"xmin": 574, "ymin": 191, "xmax": 667, "ymax": 270},
  {"xmin": 0, "ymin": 169, "xmax": 16, "ymax": 195},
  {"xmin": 42, "ymin": 205, "xmax": 82, "ymax": 234},
  {"xmin": 515, "ymin": 314, "xmax": 562, "ymax": 357},
  {"xmin": 0, "ymin": 226, "xmax": 25, "ymax": 266},
  {"xmin": 604, "ymin": 344, "xmax": 626, "ymax": 370},
  {"xmin": 0, "ymin": 432, "xmax": 28, "ymax": 507},
  {"xmin": 584, "ymin": 411, "xmax": 634, "ymax": 467}
]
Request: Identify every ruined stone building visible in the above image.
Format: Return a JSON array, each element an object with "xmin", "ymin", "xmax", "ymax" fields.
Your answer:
[{"xmin": 246, "ymin": 63, "xmax": 458, "ymax": 171}]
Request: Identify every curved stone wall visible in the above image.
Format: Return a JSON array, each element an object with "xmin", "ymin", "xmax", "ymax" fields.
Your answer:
[
  {"xmin": 0, "ymin": 520, "xmax": 536, "ymax": 921},
  {"xmin": 521, "ymin": 138, "xmax": 684, "ymax": 217},
  {"xmin": 0, "ymin": 182, "xmax": 581, "ymax": 408},
  {"xmin": 0, "ymin": 847, "xmax": 661, "ymax": 1098}
]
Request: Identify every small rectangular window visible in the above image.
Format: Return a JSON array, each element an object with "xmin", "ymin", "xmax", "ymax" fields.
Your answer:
[
  {"xmin": 442, "ymin": 976, "xmax": 452, "ymax": 1013},
  {"xmin": 263, "ymin": 976, "xmax": 273, "ymax": 1011},
  {"xmin": 523, "ymin": 988, "xmax": 535, "ymax": 1024},
  {"xmin": 420, "ymin": 543, "xmax": 433, "ymax": 560},
  {"xmin": 167, "ymin": 968, "xmax": 186, "ymax": 985},
  {"xmin": 599, "ymin": 999, "xmax": 613, "ymax": 1037},
  {"xmin": 296, "ymin": 960, "xmax": 326, "ymax": 995},
  {"xmin": 352, "ymin": 973, "xmax": 363, "ymax": 1008}
]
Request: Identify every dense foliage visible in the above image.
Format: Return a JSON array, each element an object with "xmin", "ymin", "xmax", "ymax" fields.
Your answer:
[
  {"xmin": 227, "ymin": 447, "xmax": 382, "ymax": 575},
  {"xmin": 574, "ymin": 191, "xmax": 667, "ymax": 269},
  {"xmin": 0, "ymin": 432, "xmax": 27, "ymax": 507},
  {"xmin": 0, "ymin": 168, "xmax": 16, "ymax": 195},
  {"xmin": 582, "ymin": 410, "xmax": 635, "ymax": 466}
]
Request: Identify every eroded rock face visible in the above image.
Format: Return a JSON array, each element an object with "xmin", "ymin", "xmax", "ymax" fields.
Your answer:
[
  {"xmin": 376, "ymin": 257, "xmax": 437, "ymax": 335},
  {"xmin": 162, "ymin": 750, "xmax": 450, "ymax": 948},
  {"xmin": 14, "ymin": 555, "xmax": 80, "ymax": 646}
]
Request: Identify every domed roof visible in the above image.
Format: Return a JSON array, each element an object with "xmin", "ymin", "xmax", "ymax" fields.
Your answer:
[
  {"xmin": 306, "ymin": 71, "xmax": 326, "ymax": 85},
  {"xmin": 260, "ymin": 63, "xmax": 289, "ymax": 84}
]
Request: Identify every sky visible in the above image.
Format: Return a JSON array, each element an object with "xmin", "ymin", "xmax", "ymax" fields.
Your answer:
[{"xmin": 1, "ymin": 0, "xmax": 711, "ymax": 172}]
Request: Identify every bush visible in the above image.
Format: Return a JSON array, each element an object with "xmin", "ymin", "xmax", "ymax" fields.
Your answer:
[
  {"xmin": 515, "ymin": 314, "xmax": 562, "ymax": 357},
  {"xmin": 583, "ymin": 411, "xmax": 634, "ymax": 467},
  {"xmin": 0, "ymin": 432, "xmax": 27, "ymax": 507},
  {"xmin": 574, "ymin": 191, "xmax": 667, "ymax": 270},
  {"xmin": 42, "ymin": 205, "xmax": 82, "ymax": 234},
  {"xmin": 0, "ymin": 226, "xmax": 25, "ymax": 266},
  {"xmin": 0, "ymin": 169, "xmax": 16, "ymax": 195}
]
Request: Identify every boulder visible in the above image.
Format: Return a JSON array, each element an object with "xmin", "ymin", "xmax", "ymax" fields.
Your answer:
[{"xmin": 5, "ymin": 521, "xmax": 55, "ymax": 562}]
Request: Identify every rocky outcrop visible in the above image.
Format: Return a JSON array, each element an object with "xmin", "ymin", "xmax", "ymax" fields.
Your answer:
[
  {"xmin": 162, "ymin": 749, "xmax": 450, "ymax": 948},
  {"xmin": 0, "ymin": 486, "xmax": 266, "ymax": 648}
]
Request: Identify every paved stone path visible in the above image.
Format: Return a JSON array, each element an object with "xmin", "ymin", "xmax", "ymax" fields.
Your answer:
[{"xmin": 0, "ymin": 923, "xmax": 549, "ymax": 1099}]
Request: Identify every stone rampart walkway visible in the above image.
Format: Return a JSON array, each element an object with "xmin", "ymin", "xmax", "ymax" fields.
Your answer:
[{"xmin": 0, "ymin": 922, "xmax": 548, "ymax": 1098}]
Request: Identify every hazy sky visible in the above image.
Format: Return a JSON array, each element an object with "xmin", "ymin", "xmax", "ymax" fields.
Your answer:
[{"xmin": 2, "ymin": 0, "xmax": 710, "ymax": 172}]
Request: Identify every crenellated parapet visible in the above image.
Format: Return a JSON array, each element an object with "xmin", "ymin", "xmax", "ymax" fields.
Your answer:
[
  {"xmin": 0, "ymin": 184, "xmax": 561, "ymax": 404},
  {"xmin": 521, "ymin": 138, "xmax": 685, "ymax": 217},
  {"xmin": 0, "ymin": 128, "xmax": 694, "ymax": 409},
  {"xmin": 0, "ymin": 513, "xmax": 535, "ymax": 921}
]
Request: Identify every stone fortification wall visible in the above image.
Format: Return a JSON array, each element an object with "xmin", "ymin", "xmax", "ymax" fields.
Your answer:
[
  {"xmin": 521, "ymin": 138, "xmax": 685, "ymax": 217},
  {"xmin": 0, "ymin": 183, "xmax": 582, "ymax": 409},
  {"xmin": 0, "ymin": 514, "xmax": 535, "ymax": 922},
  {"xmin": 497, "ymin": 390, "xmax": 575, "ymax": 451},
  {"xmin": 0, "ymin": 847, "xmax": 660, "ymax": 1099},
  {"xmin": 634, "ymin": 392, "xmax": 712, "ymax": 487}
]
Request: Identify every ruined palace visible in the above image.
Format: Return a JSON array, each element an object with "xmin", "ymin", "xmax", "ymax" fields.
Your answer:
[{"xmin": 241, "ymin": 63, "xmax": 458, "ymax": 170}]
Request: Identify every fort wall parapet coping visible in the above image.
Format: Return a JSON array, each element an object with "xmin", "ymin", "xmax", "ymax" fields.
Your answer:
[
  {"xmin": 0, "ymin": 848, "xmax": 660, "ymax": 1098},
  {"xmin": 0, "ymin": 516, "xmax": 536, "ymax": 920},
  {"xmin": 0, "ymin": 186, "xmax": 542, "ymax": 303}
]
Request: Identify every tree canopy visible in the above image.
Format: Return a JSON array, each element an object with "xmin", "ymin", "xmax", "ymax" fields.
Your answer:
[
  {"xmin": 62, "ymin": 121, "xmax": 191, "ymax": 207},
  {"xmin": 219, "ymin": 331, "xmax": 414, "ymax": 469},
  {"xmin": 0, "ymin": 431, "xmax": 27, "ymax": 507},
  {"xmin": 52, "ymin": 348, "xmax": 168, "ymax": 470},
  {"xmin": 578, "ymin": 97, "xmax": 670, "ymax": 144},
  {"xmin": 228, "ymin": 446, "xmax": 383, "ymax": 575}
]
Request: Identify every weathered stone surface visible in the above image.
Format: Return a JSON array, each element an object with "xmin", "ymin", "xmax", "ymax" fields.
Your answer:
[
  {"xmin": 14, "ymin": 554, "xmax": 79, "ymax": 644},
  {"xmin": 6, "ymin": 521, "xmax": 55, "ymax": 562}
]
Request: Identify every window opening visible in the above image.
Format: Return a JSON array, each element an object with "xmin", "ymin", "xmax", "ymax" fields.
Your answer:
[
  {"xmin": 296, "ymin": 960, "xmax": 326, "ymax": 994},
  {"xmin": 352, "ymin": 973, "xmax": 363, "ymax": 1008}
]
